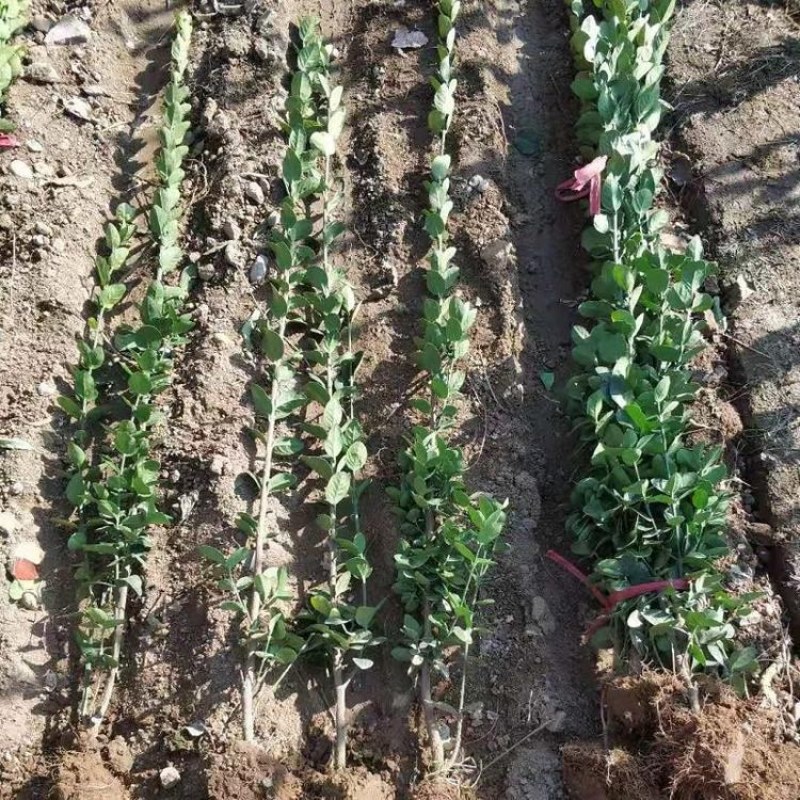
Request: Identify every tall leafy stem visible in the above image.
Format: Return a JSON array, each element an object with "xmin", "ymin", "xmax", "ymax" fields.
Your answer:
[
  {"xmin": 389, "ymin": 0, "xmax": 507, "ymax": 775},
  {"xmin": 199, "ymin": 18, "xmax": 334, "ymax": 744},
  {"xmin": 288, "ymin": 17, "xmax": 381, "ymax": 772},
  {"xmin": 564, "ymin": 0, "xmax": 756, "ymax": 687},
  {"xmin": 59, "ymin": 11, "xmax": 194, "ymax": 731}
]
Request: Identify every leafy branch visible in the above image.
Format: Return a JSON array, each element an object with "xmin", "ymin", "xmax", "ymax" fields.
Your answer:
[
  {"xmin": 389, "ymin": 0, "xmax": 507, "ymax": 775},
  {"xmin": 290, "ymin": 17, "xmax": 381, "ymax": 771},
  {"xmin": 59, "ymin": 11, "xmax": 194, "ymax": 731}
]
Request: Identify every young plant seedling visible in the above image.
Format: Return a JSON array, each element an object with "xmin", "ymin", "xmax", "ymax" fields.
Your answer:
[
  {"xmin": 60, "ymin": 11, "xmax": 194, "ymax": 731},
  {"xmin": 389, "ymin": 0, "xmax": 507, "ymax": 775},
  {"xmin": 291, "ymin": 18, "xmax": 381, "ymax": 771}
]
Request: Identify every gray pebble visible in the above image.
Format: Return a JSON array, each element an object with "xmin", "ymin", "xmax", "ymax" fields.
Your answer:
[{"xmin": 249, "ymin": 254, "xmax": 268, "ymax": 284}]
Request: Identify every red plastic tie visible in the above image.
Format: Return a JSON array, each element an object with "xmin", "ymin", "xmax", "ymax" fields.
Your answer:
[
  {"xmin": 546, "ymin": 549, "xmax": 689, "ymax": 638},
  {"xmin": 555, "ymin": 155, "xmax": 607, "ymax": 215},
  {"xmin": 0, "ymin": 134, "xmax": 20, "ymax": 150}
]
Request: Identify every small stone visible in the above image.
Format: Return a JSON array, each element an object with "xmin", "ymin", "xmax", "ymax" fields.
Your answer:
[
  {"xmin": 52, "ymin": 238, "xmax": 66, "ymax": 253},
  {"xmin": 20, "ymin": 592, "xmax": 39, "ymax": 611},
  {"xmin": 31, "ymin": 15, "xmax": 54, "ymax": 33},
  {"xmin": 209, "ymin": 455, "xmax": 226, "ymax": 476},
  {"xmin": 223, "ymin": 219, "xmax": 241, "ymax": 240},
  {"xmin": 197, "ymin": 262, "xmax": 215, "ymax": 281},
  {"xmin": 266, "ymin": 209, "xmax": 280, "ymax": 227},
  {"xmin": 9, "ymin": 481, "xmax": 24, "ymax": 496},
  {"xmin": 249, "ymin": 254, "xmax": 268, "ymax": 284},
  {"xmin": 44, "ymin": 15, "xmax": 91, "ymax": 46},
  {"xmin": 34, "ymin": 221, "xmax": 53, "ymax": 237},
  {"xmin": 481, "ymin": 237, "xmax": 515, "ymax": 269},
  {"xmin": 224, "ymin": 240, "xmax": 244, "ymax": 268},
  {"xmin": 64, "ymin": 96, "xmax": 94, "ymax": 122},
  {"xmin": 32, "ymin": 235, "xmax": 47, "ymax": 248},
  {"xmin": 0, "ymin": 511, "xmax": 18, "ymax": 536},
  {"xmin": 244, "ymin": 180, "xmax": 265, "ymax": 205},
  {"xmin": 26, "ymin": 139, "xmax": 43, "ymax": 153},
  {"xmin": 33, "ymin": 162, "xmax": 55, "ymax": 178},
  {"xmin": 106, "ymin": 736, "xmax": 134, "ymax": 775},
  {"xmin": 10, "ymin": 160, "xmax": 34, "ymax": 180},
  {"xmin": 159, "ymin": 765, "xmax": 181, "ymax": 789},
  {"xmin": 25, "ymin": 61, "xmax": 61, "ymax": 84},
  {"xmin": 12, "ymin": 542, "xmax": 45, "ymax": 565}
]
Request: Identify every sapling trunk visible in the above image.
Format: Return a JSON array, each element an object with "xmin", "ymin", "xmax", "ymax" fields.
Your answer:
[
  {"xmin": 90, "ymin": 583, "xmax": 128, "ymax": 735},
  {"xmin": 420, "ymin": 658, "xmax": 446, "ymax": 771}
]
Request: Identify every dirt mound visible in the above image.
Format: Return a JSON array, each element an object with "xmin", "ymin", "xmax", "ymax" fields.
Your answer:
[
  {"xmin": 302, "ymin": 765, "xmax": 395, "ymax": 800},
  {"xmin": 563, "ymin": 744, "xmax": 660, "ymax": 800},
  {"xmin": 206, "ymin": 742, "xmax": 302, "ymax": 800},
  {"xmin": 409, "ymin": 780, "xmax": 462, "ymax": 800},
  {"xmin": 53, "ymin": 750, "xmax": 128, "ymax": 800},
  {"xmin": 564, "ymin": 676, "xmax": 800, "ymax": 800}
]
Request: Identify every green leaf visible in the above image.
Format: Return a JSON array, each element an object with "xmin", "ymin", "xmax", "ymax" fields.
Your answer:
[
  {"xmin": 325, "ymin": 472, "xmax": 351, "ymax": 506},
  {"xmin": 303, "ymin": 455, "xmax": 334, "ymax": 479},
  {"xmin": 513, "ymin": 127, "xmax": 541, "ymax": 156},
  {"xmin": 355, "ymin": 605, "xmax": 376, "ymax": 628},
  {"xmin": 251, "ymin": 384, "xmax": 273, "ymax": 417},
  {"xmin": 198, "ymin": 545, "xmax": 227, "ymax": 565},
  {"xmin": 310, "ymin": 131, "xmax": 336, "ymax": 157},
  {"xmin": 261, "ymin": 329, "xmax": 284, "ymax": 362},
  {"xmin": 268, "ymin": 472, "xmax": 296, "ymax": 493},
  {"xmin": 344, "ymin": 441, "xmax": 367, "ymax": 472},
  {"xmin": 539, "ymin": 371, "xmax": 555, "ymax": 391},
  {"xmin": 128, "ymin": 372, "xmax": 152, "ymax": 396},
  {"xmin": 57, "ymin": 395, "xmax": 83, "ymax": 419},
  {"xmin": 0, "ymin": 437, "xmax": 33, "ymax": 451}
]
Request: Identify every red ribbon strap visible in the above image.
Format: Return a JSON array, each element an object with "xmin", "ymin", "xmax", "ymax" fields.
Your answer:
[
  {"xmin": 555, "ymin": 155, "xmax": 607, "ymax": 216},
  {"xmin": 546, "ymin": 549, "xmax": 689, "ymax": 639}
]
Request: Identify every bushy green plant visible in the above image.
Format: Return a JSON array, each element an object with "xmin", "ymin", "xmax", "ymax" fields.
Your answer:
[
  {"xmin": 60, "ymin": 11, "xmax": 194, "ymax": 731},
  {"xmin": 389, "ymin": 0, "xmax": 507, "ymax": 774},
  {"xmin": 564, "ymin": 0, "xmax": 756, "ymax": 681}
]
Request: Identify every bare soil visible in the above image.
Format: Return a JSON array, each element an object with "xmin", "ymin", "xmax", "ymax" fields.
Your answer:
[{"xmin": 1, "ymin": 0, "xmax": 799, "ymax": 798}]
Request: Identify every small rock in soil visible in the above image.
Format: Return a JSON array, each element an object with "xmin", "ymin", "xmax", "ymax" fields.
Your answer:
[
  {"xmin": 63, "ymin": 96, "xmax": 94, "ymax": 122},
  {"xmin": 105, "ymin": 737, "xmax": 134, "ymax": 775},
  {"xmin": 9, "ymin": 160, "xmax": 34, "ymax": 179},
  {"xmin": 249, "ymin": 254, "xmax": 268, "ymax": 284},
  {"xmin": 44, "ymin": 16, "xmax": 91, "ymax": 46},
  {"xmin": 392, "ymin": 27, "xmax": 428, "ymax": 50},
  {"xmin": 31, "ymin": 15, "xmax": 53, "ymax": 33},
  {"xmin": 25, "ymin": 61, "xmax": 61, "ymax": 84},
  {"xmin": 34, "ymin": 222, "xmax": 53, "ymax": 238},
  {"xmin": 20, "ymin": 591, "xmax": 39, "ymax": 611},
  {"xmin": 209, "ymin": 454, "xmax": 226, "ymax": 476},
  {"xmin": 197, "ymin": 262, "xmax": 216, "ymax": 281},
  {"xmin": 244, "ymin": 180, "xmax": 265, "ymax": 205},
  {"xmin": 224, "ymin": 240, "xmax": 245, "ymax": 268},
  {"xmin": 26, "ymin": 139, "xmax": 44, "ymax": 153},
  {"xmin": 223, "ymin": 219, "xmax": 241, "ymax": 240},
  {"xmin": 0, "ymin": 511, "xmax": 17, "ymax": 535},
  {"xmin": 12, "ymin": 542, "xmax": 45, "ymax": 565},
  {"xmin": 159, "ymin": 765, "xmax": 181, "ymax": 789},
  {"xmin": 481, "ymin": 237, "xmax": 515, "ymax": 268}
]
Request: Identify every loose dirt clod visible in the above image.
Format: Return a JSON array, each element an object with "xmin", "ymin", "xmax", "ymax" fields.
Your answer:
[{"xmin": 53, "ymin": 751, "xmax": 127, "ymax": 800}]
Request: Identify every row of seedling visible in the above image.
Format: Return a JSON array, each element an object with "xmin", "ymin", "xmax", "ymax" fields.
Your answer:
[
  {"xmin": 201, "ymin": 18, "xmax": 381, "ymax": 769},
  {"xmin": 563, "ymin": 0, "xmax": 757, "ymax": 686},
  {"xmin": 389, "ymin": 0, "xmax": 507, "ymax": 775},
  {"xmin": 59, "ymin": 11, "xmax": 193, "ymax": 730},
  {"xmin": 55, "ymin": 4, "xmax": 504, "ymax": 779}
]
